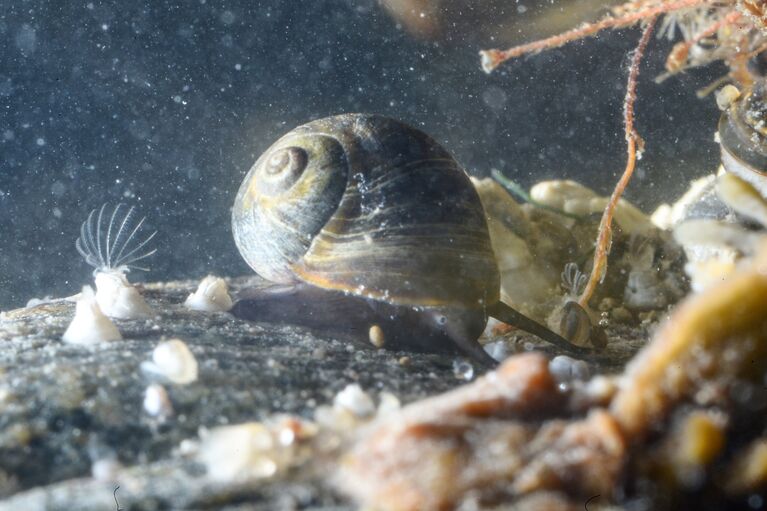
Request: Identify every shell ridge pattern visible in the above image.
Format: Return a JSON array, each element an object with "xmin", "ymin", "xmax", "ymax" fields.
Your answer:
[{"xmin": 295, "ymin": 116, "xmax": 498, "ymax": 306}]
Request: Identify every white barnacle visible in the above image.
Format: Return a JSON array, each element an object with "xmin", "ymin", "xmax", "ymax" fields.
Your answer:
[
  {"xmin": 62, "ymin": 286, "xmax": 122, "ymax": 345},
  {"xmin": 142, "ymin": 338, "xmax": 199, "ymax": 385},
  {"xmin": 184, "ymin": 275, "xmax": 233, "ymax": 312},
  {"xmin": 333, "ymin": 384, "xmax": 375, "ymax": 418},
  {"xmin": 93, "ymin": 270, "xmax": 152, "ymax": 319},
  {"xmin": 75, "ymin": 203, "xmax": 156, "ymax": 318}
]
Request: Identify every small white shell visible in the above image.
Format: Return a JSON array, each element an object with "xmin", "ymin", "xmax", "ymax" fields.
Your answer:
[
  {"xmin": 63, "ymin": 286, "xmax": 122, "ymax": 345},
  {"xmin": 368, "ymin": 324, "xmax": 385, "ymax": 348},
  {"xmin": 333, "ymin": 384, "xmax": 375, "ymax": 418},
  {"xmin": 184, "ymin": 275, "xmax": 233, "ymax": 312},
  {"xmin": 198, "ymin": 423, "xmax": 277, "ymax": 482},
  {"xmin": 143, "ymin": 383, "xmax": 173, "ymax": 418},
  {"xmin": 376, "ymin": 392, "xmax": 401, "ymax": 416},
  {"xmin": 145, "ymin": 339, "xmax": 198, "ymax": 384},
  {"xmin": 94, "ymin": 270, "xmax": 152, "ymax": 319},
  {"xmin": 91, "ymin": 458, "xmax": 122, "ymax": 482}
]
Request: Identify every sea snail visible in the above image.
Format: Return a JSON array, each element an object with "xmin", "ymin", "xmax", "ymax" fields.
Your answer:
[
  {"xmin": 230, "ymin": 113, "xmax": 586, "ymax": 365},
  {"xmin": 718, "ymin": 78, "xmax": 767, "ymax": 197}
]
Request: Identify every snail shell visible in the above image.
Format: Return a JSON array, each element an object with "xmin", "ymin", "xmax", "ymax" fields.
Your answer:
[
  {"xmin": 231, "ymin": 114, "xmax": 584, "ymax": 363},
  {"xmin": 718, "ymin": 79, "xmax": 767, "ymax": 198},
  {"xmin": 232, "ymin": 113, "xmax": 500, "ymax": 309}
]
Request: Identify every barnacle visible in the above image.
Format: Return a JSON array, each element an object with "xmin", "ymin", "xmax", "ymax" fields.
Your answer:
[
  {"xmin": 75, "ymin": 203, "xmax": 156, "ymax": 319},
  {"xmin": 561, "ymin": 262, "xmax": 588, "ymax": 299},
  {"xmin": 62, "ymin": 286, "xmax": 122, "ymax": 345},
  {"xmin": 184, "ymin": 275, "xmax": 233, "ymax": 312},
  {"xmin": 76, "ymin": 203, "xmax": 157, "ymax": 275},
  {"xmin": 141, "ymin": 338, "xmax": 199, "ymax": 385}
]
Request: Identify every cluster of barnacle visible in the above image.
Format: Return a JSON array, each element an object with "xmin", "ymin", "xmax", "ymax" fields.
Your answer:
[
  {"xmin": 59, "ymin": 203, "xmax": 234, "ymax": 428},
  {"xmin": 62, "ymin": 203, "xmax": 233, "ymax": 346}
]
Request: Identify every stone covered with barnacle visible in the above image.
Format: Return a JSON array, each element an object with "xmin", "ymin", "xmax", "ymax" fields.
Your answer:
[
  {"xmin": 656, "ymin": 80, "xmax": 767, "ymax": 291},
  {"xmin": 472, "ymin": 176, "xmax": 688, "ymax": 330}
]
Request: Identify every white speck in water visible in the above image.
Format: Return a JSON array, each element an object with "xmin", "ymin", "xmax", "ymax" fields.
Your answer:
[
  {"xmin": 482, "ymin": 86, "xmax": 508, "ymax": 111},
  {"xmin": 220, "ymin": 10, "xmax": 235, "ymax": 25},
  {"xmin": 36, "ymin": 137, "xmax": 45, "ymax": 146},
  {"xmin": 50, "ymin": 181, "xmax": 65, "ymax": 197},
  {"xmin": 234, "ymin": 63, "xmax": 242, "ymax": 71},
  {"xmin": 15, "ymin": 24, "xmax": 37, "ymax": 56},
  {"xmin": 52, "ymin": 207, "xmax": 62, "ymax": 219},
  {"xmin": 452, "ymin": 359, "xmax": 474, "ymax": 381}
]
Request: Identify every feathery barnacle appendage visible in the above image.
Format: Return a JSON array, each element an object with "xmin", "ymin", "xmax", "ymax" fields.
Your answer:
[
  {"xmin": 76, "ymin": 203, "xmax": 157, "ymax": 275},
  {"xmin": 561, "ymin": 262, "xmax": 588, "ymax": 298}
]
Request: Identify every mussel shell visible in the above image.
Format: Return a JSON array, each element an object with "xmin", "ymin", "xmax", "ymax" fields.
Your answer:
[
  {"xmin": 719, "ymin": 80, "xmax": 767, "ymax": 185},
  {"xmin": 233, "ymin": 114, "xmax": 500, "ymax": 309}
]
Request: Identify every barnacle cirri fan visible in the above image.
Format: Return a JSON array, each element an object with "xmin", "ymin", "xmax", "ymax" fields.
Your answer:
[{"xmin": 75, "ymin": 203, "xmax": 156, "ymax": 319}]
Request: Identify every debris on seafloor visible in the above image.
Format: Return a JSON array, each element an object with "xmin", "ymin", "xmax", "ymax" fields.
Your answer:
[
  {"xmin": 140, "ymin": 338, "xmax": 199, "ymax": 385},
  {"xmin": 195, "ymin": 384, "xmax": 396, "ymax": 485},
  {"xmin": 62, "ymin": 286, "xmax": 121, "ymax": 345},
  {"xmin": 331, "ymin": 241, "xmax": 767, "ymax": 511},
  {"xmin": 75, "ymin": 203, "xmax": 156, "ymax": 319},
  {"xmin": 184, "ymin": 275, "xmax": 233, "ymax": 312},
  {"xmin": 472, "ymin": 177, "xmax": 687, "ymax": 328}
]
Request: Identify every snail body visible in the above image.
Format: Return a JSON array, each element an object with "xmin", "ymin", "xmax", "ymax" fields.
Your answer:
[{"xmin": 231, "ymin": 114, "xmax": 583, "ymax": 364}]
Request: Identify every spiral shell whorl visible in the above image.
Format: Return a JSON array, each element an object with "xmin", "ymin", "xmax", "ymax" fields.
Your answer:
[
  {"xmin": 232, "ymin": 129, "xmax": 349, "ymax": 283},
  {"xmin": 233, "ymin": 114, "xmax": 500, "ymax": 308}
]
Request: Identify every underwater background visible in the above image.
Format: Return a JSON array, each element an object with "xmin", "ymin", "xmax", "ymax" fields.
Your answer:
[{"xmin": 0, "ymin": 0, "xmax": 722, "ymax": 309}]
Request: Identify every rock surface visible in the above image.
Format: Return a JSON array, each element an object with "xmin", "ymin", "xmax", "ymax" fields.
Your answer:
[{"xmin": 0, "ymin": 277, "xmax": 649, "ymax": 510}]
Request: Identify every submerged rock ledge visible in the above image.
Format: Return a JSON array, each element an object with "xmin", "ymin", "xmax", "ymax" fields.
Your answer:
[{"xmin": 0, "ymin": 277, "xmax": 649, "ymax": 510}]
